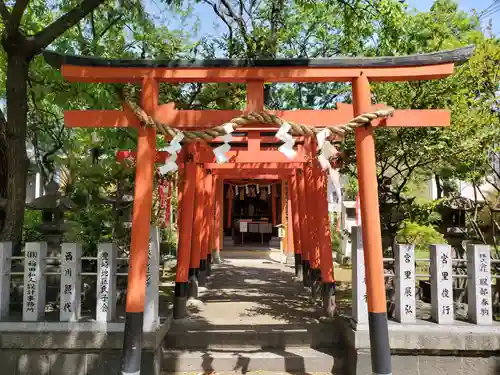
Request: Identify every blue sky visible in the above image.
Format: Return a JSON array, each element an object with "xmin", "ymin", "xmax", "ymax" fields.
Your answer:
[{"xmin": 145, "ymin": 0, "xmax": 500, "ymax": 42}]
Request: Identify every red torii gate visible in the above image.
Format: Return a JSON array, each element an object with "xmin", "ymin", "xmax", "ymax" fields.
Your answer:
[
  {"xmin": 118, "ymin": 148, "xmax": 332, "ymax": 304},
  {"xmin": 44, "ymin": 45, "xmax": 473, "ymax": 375},
  {"xmin": 119, "ymin": 144, "xmax": 336, "ymax": 312}
]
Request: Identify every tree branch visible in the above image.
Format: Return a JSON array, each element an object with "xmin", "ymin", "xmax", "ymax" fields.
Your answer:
[
  {"xmin": 5, "ymin": 0, "xmax": 29, "ymax": 37},
  {"xmin": 0, "ymin": 1, "xmax": 10, "ymax": 24},
  {"xmin": 31, "ymin": 0, "xmax": 107, "ymax": 53},
  {"xmin": 98, "ymin": 14, "xmax": 123, "ymax": 39},
  {"xmin": 201, "ymin": 0, "xmax": 235, "ymax": 57},
  {"xmin": 219, "ymin": 0, "xmax": 254, "ymax": 57}
]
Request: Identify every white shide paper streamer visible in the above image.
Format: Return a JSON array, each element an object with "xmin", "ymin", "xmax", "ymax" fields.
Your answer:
[
  {"xmin": 159, "ymin": 132, "xmax": 184, "ymax": 175},
  {"xmin": 275, "ymin": 122, "xmax": 297, "ymax": 160},
  {"xmin": 213, "ymin": 123, "xmax": 234, "ymax": 163}
]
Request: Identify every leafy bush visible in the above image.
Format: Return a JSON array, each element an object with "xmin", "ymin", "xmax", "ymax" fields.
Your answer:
[
  {"xmin": 396, "ymin": 220, "xmax": 447, "ymax": 254},
  {"xmin": 330, "ymin": 215, "xmax": 341, "ymax": 253},
  {"xmin": 22, "ymin": 210, "xmax": 44, "ymax": 244},
  {"xmin": 160, "ymin": 227, "xmax": 178, "ymax": 258}
]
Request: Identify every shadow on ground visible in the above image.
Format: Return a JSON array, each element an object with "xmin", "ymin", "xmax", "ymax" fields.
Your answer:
[{"xmin": 163, "ymin": 252, "xmax": 344, "ymax": 374}]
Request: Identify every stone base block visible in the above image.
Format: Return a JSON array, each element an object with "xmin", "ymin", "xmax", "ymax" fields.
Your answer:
[
  {"xmin": 0, "ymin": 319, "xmax": 170, "ymax": 375},
  {"xmin": 346, "ymin": 349, "xmax": 500, "ymax": 375},
  {"xmin": 0, "ymin": 347, "xmax": 162, "ymax": 375},
  {"xmin": 336, "ymin": 316, "xmax": 500, "ymax": 375}
]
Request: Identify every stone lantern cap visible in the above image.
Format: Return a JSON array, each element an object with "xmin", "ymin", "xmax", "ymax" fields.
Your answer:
[
  {"xmin": 97, "ymin": 193, "xmax": 134, "ymax": 205},
  {"xmin": 26, "ymin": 181, "xmax": 75, "ymax": 212}
]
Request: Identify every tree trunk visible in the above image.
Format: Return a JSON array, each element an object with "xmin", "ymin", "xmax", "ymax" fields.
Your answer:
[
  {"xmin": 0, "ymin": 109, "xmax": 7, "ymax": 231},
  {"xmin": 0, "ymin": 52, "xmax": 30, "ymax": 253}
]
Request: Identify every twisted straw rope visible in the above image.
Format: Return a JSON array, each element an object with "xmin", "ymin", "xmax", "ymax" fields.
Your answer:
[{"xmin": 118, "ymin": 86, "xmax": 394, "ymax": 142}]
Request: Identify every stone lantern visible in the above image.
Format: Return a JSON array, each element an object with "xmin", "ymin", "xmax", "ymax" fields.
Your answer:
[
  {"xmin": 26, "ymin": 180, "xmax": 74, "ymax": 252},
  {"xmin": 26, "ymin": 180, "xmax": 75, "ymax": 303}
]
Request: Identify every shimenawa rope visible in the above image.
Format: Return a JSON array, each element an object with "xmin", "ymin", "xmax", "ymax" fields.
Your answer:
[{"xmin": 117, "ymin": 86, "xmax": 395, "ymax": 142}]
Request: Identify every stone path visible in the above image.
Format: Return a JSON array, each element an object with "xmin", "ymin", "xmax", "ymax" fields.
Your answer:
[
  {"xmin": 163, "ymin": 250, "xmax": 340, "ymax": 374},
  {"xmin": 180, "ymin": 250, "xmax": 325, "ymax": 328}
]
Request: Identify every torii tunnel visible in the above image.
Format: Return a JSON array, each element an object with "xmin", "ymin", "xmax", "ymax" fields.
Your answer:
[{"xmin": 43, "ymin": 45, "xmax": 473, "ymax": 375}]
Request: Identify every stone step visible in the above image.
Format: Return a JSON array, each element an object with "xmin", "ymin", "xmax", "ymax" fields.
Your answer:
[
  {"xmin": 163, "ymin": 324, "xmax": 340, "ymax": 350},
  {"xmin": 161, "ymin": 347, "xmax": 344, "ymax": 373}
]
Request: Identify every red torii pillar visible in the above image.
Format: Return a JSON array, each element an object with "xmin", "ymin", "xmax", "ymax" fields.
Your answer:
[
  {"xmin": 174, "ymin": 144, "xmax": 197, "ymax": 317},
  {"xmin": 198, "ymin": 168, "xmax": 214, "ymax": 285},
  {"xmin": 296, "ymin": 168, "xmax": 311, "ymax": 287},
  {"xmin": 214, "ymin": 178, "xmax": 224, "ymax": 262},
  {"xmin": 207, "ymin": 174, "xmax": 217, "ymax": 275},
  {"xmin": 289, "ymin": 171, "xmax": 302, "ymax": 279},
  {"xmin": 303, "ymin": 145, "xmax": 321, "ymax": 296},
  {"xmin": 187, "ymin": 162, "xmax": 205, "ymax": 298},
  {"xmin": 315, "ymin": 167, "xmax": 336, "ymax": 316}
]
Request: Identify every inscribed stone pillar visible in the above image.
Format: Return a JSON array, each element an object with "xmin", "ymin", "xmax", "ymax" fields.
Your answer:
[
  {"xmin": 144, "ymin": 226, "xmax": 160, "ymax": 331},
  {"xmin": 430, "ymin": 244, "xmax": 454, "ymax": 324},
  {"xmin": 467, "ymin": 244, "xmax": 492, "ymax": 325},
  {"xmin": 23, "ymin": 242, "xmax": 47, "ymax": 321},
  {"xmin": 394, "ymin": 244, "xmax": 416, "ymax": 323},
  {"xmin": 96, "ymin": 243, "xmax": 117, "ymax": 322},
  {"xmin": 351, "ymin": 226, "xmax": 368, "ymax": 325},
  {"xmin": 0, "ymin": 242, "xmax": 12, "ymax": 319},
  {"xmin": 59, "ymin": 243, "xmax": 82, "ymax": 321}
]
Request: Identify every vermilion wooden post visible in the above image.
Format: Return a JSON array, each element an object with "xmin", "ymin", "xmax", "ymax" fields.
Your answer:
[
  {"xmin": 280, "ymin": 180, "xmax": 288, "ymax": 253},
  {"xmin": 286, "ymin": 177, "xmax": 294, "ymax": 257},
  {"xmin": 271, "ymin": 184, "xmax": 277, "ymax": 226},
  {"xmin": 120, "ymin": 76, "xmax": 157, "ymax": 375},
  {"xmin": 173, "ymin": 146, "xmax": 197, "ymax": 319},
  {"xmin": 289, "ymin": 171, "xmax": 302, "ymax": 279},
  {"xmin": 207, "ymin": 175, "xmax": 217, "ymax": 274},
  {"xmin": 297, "ymin": 169, "xmax": 311, "ymax": 286},
  {"xmin": 316, "ymin": 170, "xmax": 336, "ymax": 317},
  {"xmin": 198, "ymin": 169, "xmax": 213, "ymax": 285},
  {"xmin": 214, "ymin": 179, "xmax": 223, "ymax": 262},
  {"xmin": 188, "ymin": 163, "xmax": 205, "ymax": 298},
  {"xmin": 352, "ymin": 74, "xmax": 392, "ymax": 375},
  {"xmin": 304, "ymin": 141, "xmax": 321, "ymax": 295},
  {"xmin": 317, "ymin": 172, "xmax": 335, "ymax": 282}
]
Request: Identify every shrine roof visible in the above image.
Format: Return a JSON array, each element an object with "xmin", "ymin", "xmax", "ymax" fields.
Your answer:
[{"xmin": 43, "ymin": 46, "xmax": 474, "ymax": 69}]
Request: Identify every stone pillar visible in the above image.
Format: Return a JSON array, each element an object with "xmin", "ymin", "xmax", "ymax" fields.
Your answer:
[
  {"xmin": 394, "ymin": 244, "xmax": 416, "ymax": 323},
  {"xmin": 467, "ymin": 244, "xmax": 492, "ymax": 325},
  {"xmin": 430, "ymin": 244, "xmax": 454, "ymax": 324},
  {"xmin": 351, "ymin": 226, "xmax": 368, "ymax": 325},
  {"xmin": 0, "ymin": 242, "xmax": 12, "ymax": 319},
  {"xmin": 96, "ymin": 243, "xmax": 117, "ymax": 322},
  {"xmin": 144, "ymin": 227, "xmax": 160, "ymax": 332},
  {"xmin": 23, "ymin": 242, "xmax": 47, "ymax": 321},
  {"xmin": 59, "ymin": 243, "xmax": 82, "ymax": 322}
]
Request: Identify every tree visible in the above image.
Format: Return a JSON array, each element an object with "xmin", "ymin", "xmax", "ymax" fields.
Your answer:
[
  {"xmin": 0, "ymin": 0, "xmax": 188, "ymax": 249},
  {"xmin": 335, "ymin": 0, "xmax": 500, "ymax": 248},
  {"xmin": 0, "ymin": 0, "xmax": 111, "ymax": 249},
  {"xmin": 440, "ymin": 37, "xmax": 500, "ymax": 247},
  {"xmin": 18, "ymin": 1, "xmax": 192, "ymax": 252}
]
